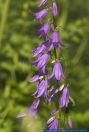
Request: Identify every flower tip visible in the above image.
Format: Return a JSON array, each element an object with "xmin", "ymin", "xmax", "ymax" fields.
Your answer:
[
  {"xmin": 52, "ymin": 2, "xmax": 58, "ymax": 17},
  {"xmin": 38, "ymin": 0, "xmax": 47, "ymax": 7},
  {"xmin": 16, "ymin": 113, "xmax": 27, "ymax": 118}
]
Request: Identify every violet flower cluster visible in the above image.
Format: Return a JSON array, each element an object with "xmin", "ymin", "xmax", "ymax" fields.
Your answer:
[{"xmin": 17, "ymin": 0, "xmax": 73, "ymax": 130}]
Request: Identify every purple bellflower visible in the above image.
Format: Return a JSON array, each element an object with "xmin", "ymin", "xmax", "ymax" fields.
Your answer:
[
  {"xmin": 50, "ymin": 31, "xmax": 60, "ymax": 50},
  {"xmin": 33, "ymin": 40, "xmax": 50, "ymax": 57},
  {"xmin": 16, "ymin": 99, "xmax": 40, "ymax": 118},
  {"xmin": 47, "ymin": 87, "xmax": 60, "ymax": 104},
  {"xmin": 47, "ymin": 116, "xmax": 55, "ymax": 125},
  {"xmin": 29, "ymin": 75, "xmax": 40, "ymax": 83},
  {"xmin": 32, "ymin": 53, "xmax": 50, "ymax": 70},
  {"xmin": 38, "ymin": 0, "xmax": 48, "ymax": 7},
  {"xmin": 50, "ymin": 88, "xmax": 60, "ymax": 101},
  {"xmin": 60, "ymin": 87, "xmax": 69, "ymax": 108},
  {"xmin": 37, "ymin": 23, "xmax": 51, "ymax": 37},
  {"xmin": 52, "ymin": 2, "xmax": 58, "ymax": 17},
  {"xmin": 47, "ymin": 117, "xmax": 58, "ymax": 130},
  {"xmin": 33, "ymin": 79, "xmax": 48, "ymax": 98},
  {"xmin": 34, "ymin": 9, "xmax": 48, "ymax": 22},
  {"xmin": 49, "ymin": 61, "xmax": 63, "ymax": 82}
]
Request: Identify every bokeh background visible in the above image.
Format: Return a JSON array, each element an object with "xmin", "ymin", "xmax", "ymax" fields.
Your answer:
[{"xmin": 0, "ymin": 0, "xmax": 89, "ymax": 132}]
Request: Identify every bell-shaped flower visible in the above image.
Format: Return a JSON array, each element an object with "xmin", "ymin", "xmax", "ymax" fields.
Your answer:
[
  {"xmin": 49, "ymin": 61, "xmax": 63, "ymax": 82},
  {"xmin": 32, "ymin": 53, "xmax": 50, "ymax": 70},
  {"xmin": 50, "ymin": 88, "xmax": 60, "ymax": 101},
  {"xmin": 34, "ymin": 9, "xmax": 48, "ymax": 22},
  {"xmin": 37, "ymin": 23, "xmax": 51, "ymax": 37},
  {"xmin": 33, "ymin": 79, "xmax": 48, "ymax": 98},
  {"xmin": 47, "ymin": 117, "xmax": 58, "ymax": 130},
  {"xmin": 47, "ymin": 116, "xmax": 55, "ymax": 125},
  {"xmin": 33, "ymin": 40, "xmax": 49, "ymax": 57},
  {"xmin": 38, "ymin": 0, "xmax": 48, "ymax": 7},
  {"xmin": 50, "ymin": 31, "xmax": 60, "ymax": 50},
  {"xmin": 29, "ymin": 75, "xmax": 40, "ymax": 83},
  {"xmin": 16, "ymin": 99, "xmax": 40, "ymax": 118},
  {"xmin": 52, "ymin": 2, "xmax": 58, "ymax": 16},
  {"xmin": 60, "ymin": 87, "xmax": 69, "ymax": 108}
]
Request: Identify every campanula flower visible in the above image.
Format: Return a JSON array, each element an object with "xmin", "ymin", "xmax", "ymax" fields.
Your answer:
[
  {"xmin": 49, "ymin": 62, "xmax": 63, "ymax": 82},
  {"xmin": 47, "ymin": 117, "xmax": 58, "ymax": 130},
  {"xmin": 33, "ymin": 79, "xmax": 48, "ymax": 98},
  {"xmin": 16, "ymin": 99, "xmax": 40, "ymax": 118},
  {"xmin": 33, "ymin": 40, "xmax": 49, "ymax": 57},
  {"xmin": 47, "ymin": 87, "xmax": 60, "ymax": 103},
  {"xmin": 60, "ymin": 87, "xmax": 69, "ymax": 108},
  {"xmin": 29, "ymin": 75, "xmax": 40, "ymax": 83},
  {"xmin": 37, "ymin": 23, "xmax": 51, "ymax": 37},
  {"xmin": 32, "ymin": 53, "xmax": 50, "ymax": 69},
  {"xmin": 34, "ymin": 9, "xmax": 48, "ymax": 22},
  {"xmin": 50, "ymin": 88, "xmax": 60, "ymax": 101},
  {"xmin": 50, "ymin": 31, "xmax": 60, "ymax": 50},
  {"xmin": 52, "ymin": 2, "xmax": 58, "ymax": 16},
  {"xmin": 47, "ymin": 116, "xmax": 55, "ymax": 125},
  {"xmin": 38, "ymin": 0, "xmax": 48, "ymax": 7}
]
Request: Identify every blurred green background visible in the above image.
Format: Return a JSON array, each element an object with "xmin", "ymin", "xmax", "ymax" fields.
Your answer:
[{"xmin": 0, "ymin": 0, "xmax": 89, "ymax": 131}]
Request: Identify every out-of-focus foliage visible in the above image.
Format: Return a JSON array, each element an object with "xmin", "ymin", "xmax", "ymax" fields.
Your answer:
[{"xmin": 0, "ymin": 0, "xmax": 89, "ymax": 131}]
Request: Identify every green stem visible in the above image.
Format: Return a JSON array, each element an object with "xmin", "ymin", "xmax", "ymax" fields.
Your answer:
[{"xmin": 54, "ymin": 47, "xmax": 57, "ymax": 61}]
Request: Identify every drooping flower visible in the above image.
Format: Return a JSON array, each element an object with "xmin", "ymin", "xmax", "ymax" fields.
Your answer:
[
  {"xmin": 50, "ymin": 31, "xmax": 60, "ymax": 50},
  {"xmin": 49, "ymin": 61, "xmax": 63, "ymax": 82},
  {"xmin": 37, "ymin": 23, "xmax": 51, "ymax": 37},
  {"xmin": 16, "ymin": 99, "xmax": 40, "ymax": 118},
  {"xmin": 47, "ymin": 117, "xmax": 58, "ymax": 130},
  {"xmin": 33, "ymin": 40, "xmax": 50, "ymax": 57},
  {"xmin": 29, "ymin": 75, "xmax": 40, "ymax": 83},
  {"xmin": 32, "ymin": 53, "xmax": 50, "ymax": 70},
  {"xmin": 48, "ymin": 85, "xmax": 65, "ymax": 103},
  {"xmin": 38, "ymin": 0, "xmax": 48, "ymax": 7},
  {"xmin": 47, "ymin": 87, "xmax": 60, "ymax": 104},
  {"xmin": 68, "ymin": 117, "xmax": 72, "ymax": 128},
  {"xmin": 60, "ymin": 87, "xmax": 69, "ymax": 108},
  {"xmin": 52, "ymin": 2, "xmax": 58, "ymax": 16},
  {"xmin": 33, "ymin": 79, "xmax": 48, "ymax": 98},
  {"xmin": 47, "ymin": 116, "xmax": 55, "ymax": 125},
  {"xmin": 50, "ymin": 88, "xmax": 60, "ymax": 101},
  {"xmin": 34, "ymin": 9, "xmax": 48, "ymax": 22}
]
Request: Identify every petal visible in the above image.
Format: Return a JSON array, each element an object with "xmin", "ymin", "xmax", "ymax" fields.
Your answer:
[
  {"xmin": 30, "ymin": 99, "xmax": 40, "ymax": 110},
  {"xmin": 49, "ymin": 69, "xmax": 55, "ymax": 80},
  {"xmin": 34, "ymin": 9, "xmax": 48, "ymax": 22},
  {"xmin": 38, "ymin": 0, "xmax": 47, "ymax": 7},
  {"xmin": 29, "ymin": 75, "xmax": 39, "ymax": 83},
  {"xmin": 47, "ymin": 116, "xmax": 55, "ymax": 125},
  {"xmin": 52, "ymin": 2, "xmax": 58, "ymax": 16},
  {"xmin": 49, "ymin": 119, "xmax": 58, "ymax": 130},
  {"xmin": 37, "ymin": 86, "xmax": 45, "ymax": 97},
  {"xmin": 16, "ymin": 113, "xmax": 27, "ymax": 118},
  {"xmin": 55, "ymin": 63, "xmax": 62, "ymax": 81},
  {"xmin": 32, "ymin": 61, "xmax": 38, "ymax": 66},
  {"xmin": 60, "ymin": 87, "xmax": 69, "ymax": 108}
]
